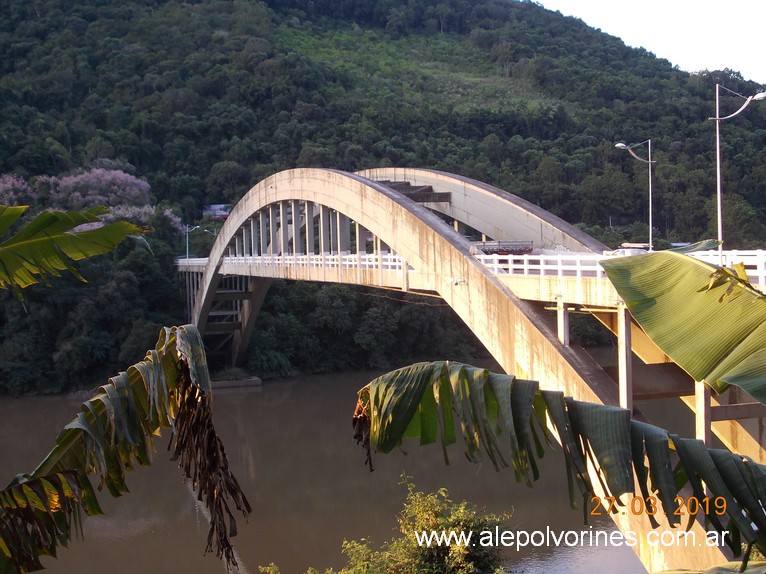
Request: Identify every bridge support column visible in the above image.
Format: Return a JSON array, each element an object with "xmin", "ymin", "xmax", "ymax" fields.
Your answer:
[
  {"xmin": 696, "ymin": 381, "xmax": 712, "ymax": 446},
  {"xmin": 292, "ymin": 200, "xmax": 303, "ymax": 256},
  {"xmin": 279, "ymin": 201, "xmax": 289, "ymax": 255},
  {"xmin": 355, "ymin": 222, "xmax": 367, "ymax": 284},
  {"xmin": 320, "ymin": 206, "xmax": 331, "ymax": 254},
  {"xmin": 305, "ymin": 201, "xmax": 315, "ymax": 255},
  {"xmin": 375, "ymin": 236, "xmax": 384, "ymax": 286},
  {"xmin": 617, "ymin": 302, "xmax": 633, "ymax": 412},
  {"xmin": 556, "ymin": 297, "xmax": 569, "ymax": 347},
  {"xmin": 259, "ymin": 210, "xmax": 268, "ymax": 256},
  {"xmin": 272, "ymin": 205, "xmax": 280, "ymax": 254},
  {"xmin": 232, "ymin": 278, "xmax": 273, "ymax": 366},
  {"xmin": 337, "ymin": 212, "xmax": 351, "ymax": 253}
]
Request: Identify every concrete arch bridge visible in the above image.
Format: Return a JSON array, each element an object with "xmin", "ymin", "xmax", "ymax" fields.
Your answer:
[{"xmin": 178, "ymin": 167, "xmax": 766, "ymax": 572}]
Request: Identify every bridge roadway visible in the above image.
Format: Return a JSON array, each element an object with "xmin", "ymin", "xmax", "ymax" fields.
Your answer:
[{"xmin": 178, "ymin": 167, "xmax": 766, "ymax": 572}]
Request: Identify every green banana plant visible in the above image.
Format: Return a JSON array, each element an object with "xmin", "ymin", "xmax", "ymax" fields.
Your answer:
[
  {"xmin": 0, "ymin": 206, "xmax": 250, "ymax": 572},
  {"xmin": 0, "ymin": 205, "xmax": 146, "ymax": 299},
  {"xmin": 0, "ymin": 325, "xmax": 250, "ymax": 574},
  {"xmin": 600, "ymin": 241, "xmax": 766, "ymax": 403},
  {"xmin": 353, "ymin": 361, "xmax": 766, "ymax": 568}
]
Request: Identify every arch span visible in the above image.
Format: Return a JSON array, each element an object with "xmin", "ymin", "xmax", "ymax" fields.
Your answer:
[
  {"xmin": 184, "ymin": 167, "xmax": 728, "ymax": 571},
  {"xmin": 192, "ymin": 167, "xmax": 613, "ymax": 399},
  {"xmin": 357, "ymin": 167, "xmax": 606, "ymax": 253}
]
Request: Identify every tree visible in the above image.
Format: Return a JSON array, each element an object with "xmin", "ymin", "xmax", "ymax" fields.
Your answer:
[{"xmin": 261, "ymin": 479, "xmax": 506, "ymax": 574}]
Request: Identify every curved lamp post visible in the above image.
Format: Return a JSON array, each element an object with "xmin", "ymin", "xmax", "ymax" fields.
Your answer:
[
  {"xmin": 615, "ymin": 139, "xmax": 655, "ymax": 251},
  {"xmin": 709, "ymin": 84, "xmax": 766, "ymax": 263}
]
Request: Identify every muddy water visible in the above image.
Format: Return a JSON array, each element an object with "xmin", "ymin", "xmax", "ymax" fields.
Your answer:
[{"xmin": 0, "ymin": 371, "xmax": 647, "ymax": 573}]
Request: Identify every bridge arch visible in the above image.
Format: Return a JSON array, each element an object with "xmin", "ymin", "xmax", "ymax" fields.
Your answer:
[
  {"xmin": 357, "ymin": 167, "xmax": 606, "ymax": 253},
  {"xmin": 182, "ymin": 167, "xmax": 730, "ymax": 571},
  {"xmin": 191, "ymin": 167, "xmax": 612, "ymax": 396}
]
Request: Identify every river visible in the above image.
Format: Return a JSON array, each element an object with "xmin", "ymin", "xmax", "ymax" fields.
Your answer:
[{"xmin": 0, "ymin": 370, "xmax": 648, "ymax": 573}]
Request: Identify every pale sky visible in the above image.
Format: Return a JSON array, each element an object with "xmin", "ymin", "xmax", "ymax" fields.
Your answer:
[{"xmin": 537, "ymin": 1, "xmax": 766, "ymax": 85}]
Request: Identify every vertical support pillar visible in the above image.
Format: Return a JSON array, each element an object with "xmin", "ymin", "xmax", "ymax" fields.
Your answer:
[
  {"xmin": 292, "ymin": 200, "xmax": 303, "ymax": 255},
  {"xmin": 556, "ymin": 297, "xmax": 570, "ymax": 347},
  {"xmin": 320, "ymin": 205, "xmax": 330, "ymax": 280},
  {"xmin": 337, "ymin": 212, "xmax": 351, "ymax": 253},
  {"xmin": 320, "ymin": 206, "xmax": 331, "ymax": 254},
  {"xmin": 268, "ymin": 205, "xmax": 278, "ymax": 256},
  {"xmin": 617, "ymin": 302, "xmax": 633, "ymax": 412},
  {"xmin": 355, "ymin": 221, "xmax": 364, "ymax": 284},
  {"xmin": 375, "ymin": 236, "xmax": 384, "ymax": 286},
  {"xmin": 279, "ymin": 201, "xmax": 289, "ymax": 256},
  {"xmin": 305, "ymin": 201, "xmax": 315, "ymax": 256},
  {"xmin": 328, "ymin": 209, "xmax": 337, "ymax": 253},
  {"xmin": 696, "ymin": 381, "xmax": 712, "ymax": 446},
  {"xmin": 402, "ymin": 257, "xmax": 409, "ymax": 292},
  {"xmin": 250, "ymin": 217, "xmax": 256, "ymax": 256},
  {"xmin": 259, "ymin": 210, "xmax": 268, "ymax": 257}
]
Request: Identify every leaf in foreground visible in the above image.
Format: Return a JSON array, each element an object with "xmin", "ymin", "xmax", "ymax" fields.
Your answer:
[
  {"xmin": 353, "ymin": 361, "xmax": 766, "ymax": 566},
  {"xmin": 0, "ymin": 325, "xmax": 250, "ymax": 574}
]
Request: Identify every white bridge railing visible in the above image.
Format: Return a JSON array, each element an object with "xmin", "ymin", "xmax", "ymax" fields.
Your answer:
[
  {"xmin": 177, "ymin": 249, "xmax": 766, "ymax": 287},
  {"xmin": 221, "ymin": 253, "xmax": 409, "ymax": 271}
]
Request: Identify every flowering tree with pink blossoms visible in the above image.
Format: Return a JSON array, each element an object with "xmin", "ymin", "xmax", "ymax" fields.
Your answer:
[{"xmin": 52, "ymin": 168, "xmax": 152, "ymax": 210}]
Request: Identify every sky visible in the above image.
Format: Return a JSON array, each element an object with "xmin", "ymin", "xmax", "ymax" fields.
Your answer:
[{"xmin": 537, "ymin": 1, "xmax": 766, "ymax": 85}]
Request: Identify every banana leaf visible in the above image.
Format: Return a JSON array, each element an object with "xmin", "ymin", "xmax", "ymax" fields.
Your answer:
[
  {"xmin": 355, "ymin": 361, "xmax": 766, "ymax": 566},
  {"xmin": 600, "ymin": 241, "xmax": 766, "ymax": 402},
  {"xmin": 0, "ymin": 325, "xmax": 249, "ymax": 574},
  {"xmin": 0, "ymin": 205, "xmax": 146, "ymax": 298}
]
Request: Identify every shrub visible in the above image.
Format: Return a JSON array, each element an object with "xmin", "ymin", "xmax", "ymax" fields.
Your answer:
[{"xmin": 261, "ymin": 480, "xmax": 507, "ymax": 574}]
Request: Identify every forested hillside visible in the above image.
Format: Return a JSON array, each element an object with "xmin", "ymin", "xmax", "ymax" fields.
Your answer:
[{"xmin": 2, "ymin": 0, "xmax": 765, "ymax": 393}]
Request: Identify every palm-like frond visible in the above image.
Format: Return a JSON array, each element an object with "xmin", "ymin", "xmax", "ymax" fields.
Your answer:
[
  {"xmin": 0, "ymin": 325, "xmax": 250, "ymax": 574},
  {"xmin": 600, "ymin": 242, "xmax": 766, "ymax": 403},
  {"xmin": 0, "ymin": 205, "xmax": 146, "ymax": 296},
  {"xmin": 354, "ymin": 361, "xmax": 766, "ymax": 565}
]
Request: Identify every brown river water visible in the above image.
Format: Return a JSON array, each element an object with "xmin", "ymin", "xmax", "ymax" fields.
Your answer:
[{"xmin": 0, "ymin": 370, "xmax": 649, "ymax": 573}]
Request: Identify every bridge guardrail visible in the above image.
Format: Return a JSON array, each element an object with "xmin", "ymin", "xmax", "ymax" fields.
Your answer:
[
  {"xmin": 218, "ymin": 253, "xmax": 409, "ymax": 272},
  {"xmin": 177, "ymin": 250, "xmax": 766, "ymax": 287}
]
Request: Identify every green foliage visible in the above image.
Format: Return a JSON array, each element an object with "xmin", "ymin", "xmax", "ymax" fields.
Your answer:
[
  {"xmin": 356, "ymin": 481, "xmax": 505, "ymax": 574},
  {"xmin": 569, "ymin": 313, "xmax": 614, "ymax": 347},
  {"xmin": 4, "ymin": 0, "xmax": 766, "ymax": 394},
  {"xmin": 352, "ymin": 361, "xmax": 766, "ymax": 565},
  {"xmin": 259, "ymin": 480, "xmax": 505, "ymax": 574},
  {"xmin": 601, "ymin": 243, "xmax": 766, "ymax": 403},
  {"xmin": 244, "ymin": 281, "xmax": 484, "ymax": 377},
  {"xmin": 0, "ymin": 325, "xmax": 251, "ymax": 574},
  {"xmin": 4, "ymin": 0, "xmax": 766, "ymax": 249},
  {"xmin": 0, "ymin": 200, "xmax": 184, "ymax": 395},
  {"xmin": 0, "ymin": 205, "xmax": 145, "ymax": 296}
]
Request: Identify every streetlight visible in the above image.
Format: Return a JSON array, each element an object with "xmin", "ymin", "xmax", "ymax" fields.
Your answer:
[
  {"xmin": 615, "ymin": 139, "xmax": 656, "ymax": 251},
  {"xmin": 184, "ymin": 224, "xmax": 199, "ymax": 259},
  {"xmin": 709, "ymin": 83, "xmax": 766, "ymax": 263}
]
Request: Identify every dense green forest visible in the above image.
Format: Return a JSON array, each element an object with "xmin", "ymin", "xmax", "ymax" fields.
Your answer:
[{"xmin": 2, "ymin": 0, "xmax": 765, "ymax": 394}]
